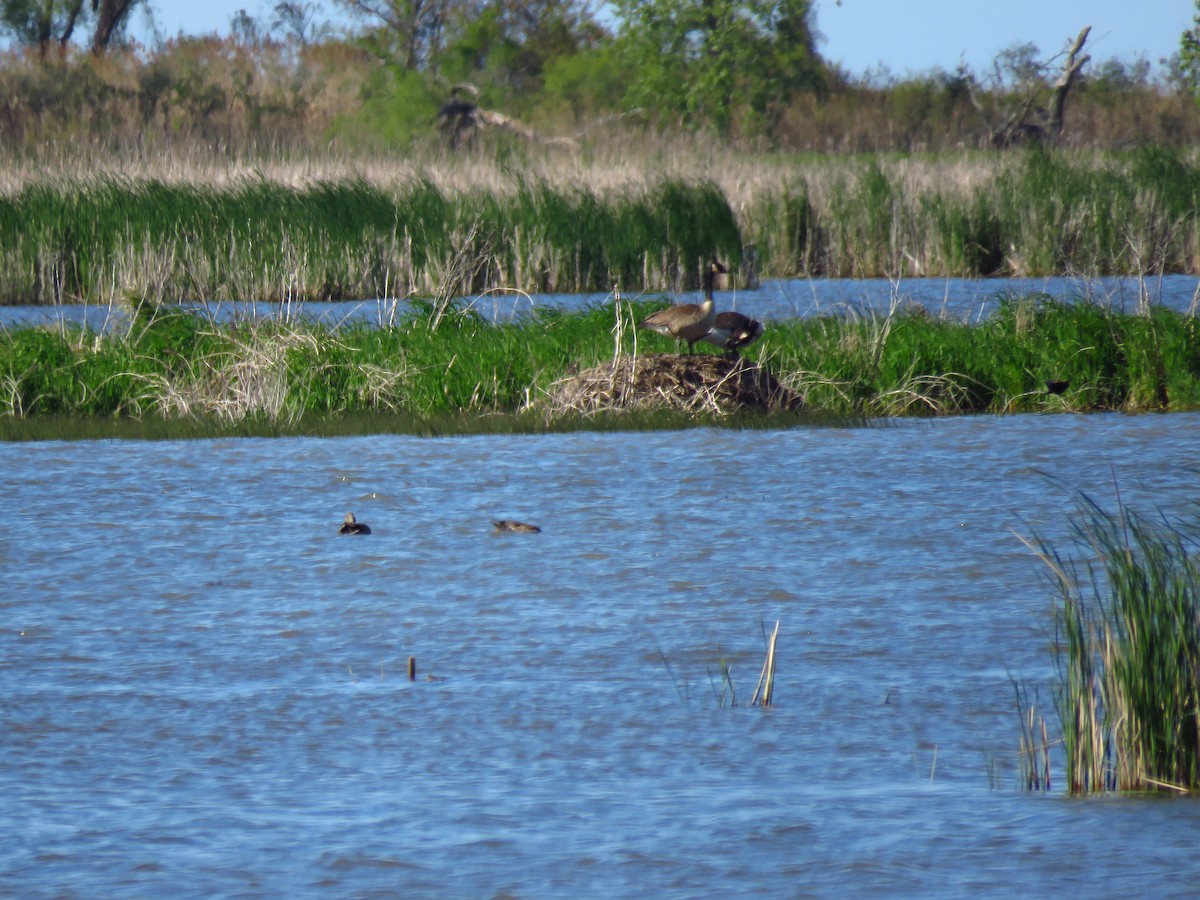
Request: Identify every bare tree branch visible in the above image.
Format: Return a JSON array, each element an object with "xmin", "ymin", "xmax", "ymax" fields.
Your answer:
[
  {"xmin": 968, "ymin": 25, "xmax": 1092, "ymax": 147},
  {"xmin": 1048, "ymin": 26, "xmax": 1092, "ymax": 134}
]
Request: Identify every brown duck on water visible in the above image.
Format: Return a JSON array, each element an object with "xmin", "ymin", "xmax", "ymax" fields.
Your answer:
[
  {"xmin": 492, "ymin": 519, "xmax": 541, "ymax": 533},
  {"xmin": 638, "ymin": 260, "xmax": 727, "ymax": 354}
]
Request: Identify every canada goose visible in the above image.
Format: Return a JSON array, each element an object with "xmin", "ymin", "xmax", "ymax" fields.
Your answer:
[
  {"xmin": 638, "ymin": 260, "xmax": 728, "ymax": 353},
  {"xmin": 339, "ymin": 512, "xmax": 371, "ymax": 535},
  {"xmin": 492, "ymin": 519, "xmax": 541, "ymax": 533},
  {"xmin": 702, "ymin": 310, "xmax": 764, "ymax": 356}
]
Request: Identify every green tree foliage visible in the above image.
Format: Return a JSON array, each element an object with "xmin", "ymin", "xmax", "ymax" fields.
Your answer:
[
  {"xmin": 333, "ymin": 0, "xmax": 610, "ymax": 135},
  {"xmin": 438, "ymin": 0, "xmax": 605, "ymax": 99},
  {"xmin": 610, "ymin": 0, "xmax": 826, "ymax": 134},
  {"xmin": 540, "ymin": 41, "xmax": 625, "ymax": 123},
  {"xmin": 1182, "ymin": 1, "xmax": 1200, "ymax": 101},
  {"xmin": 331, "ymin": 64, "xmax": 442, "ymax": 145}
]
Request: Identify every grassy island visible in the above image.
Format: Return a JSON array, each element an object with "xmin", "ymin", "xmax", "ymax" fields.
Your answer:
[{"xmin": 2, "ymin": 290, "xmax": 1198, "ymax": 440}]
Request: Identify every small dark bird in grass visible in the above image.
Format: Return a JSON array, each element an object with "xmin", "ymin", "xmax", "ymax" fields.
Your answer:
[
  {"xmin": 339, "ymin": 512, "xmax": 371, "ymax": 535},
  {"xmin": 1045, "ymin": 380, "xmax": 1070, "ymax": 395},
  {"xmin": 492, "ymin": 519, "xmax": 541, "ymax": 533}
]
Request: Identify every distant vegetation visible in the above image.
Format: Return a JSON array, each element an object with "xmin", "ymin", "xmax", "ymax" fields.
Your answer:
[
  {"xmin": 0, "ymin": 145, "xmax": 1198, "ymax": 310},
  {"xmin": 0, "ymin": 2, "xmax": 1193, "ymax": 305},
  {"xmin": 0, "ymin": 1, "xmax": 1195, "ymax": 155}
]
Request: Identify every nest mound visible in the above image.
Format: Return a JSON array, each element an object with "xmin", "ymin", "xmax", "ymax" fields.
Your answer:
[{"xmin": 542, "ymin": 353, "xmax": 801, "ymax": 416}]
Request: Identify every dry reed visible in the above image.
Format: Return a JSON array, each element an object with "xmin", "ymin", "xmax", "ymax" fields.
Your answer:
[{"xmin": 751, "ymin": 620, "xmax": 780, "ymax": 707}]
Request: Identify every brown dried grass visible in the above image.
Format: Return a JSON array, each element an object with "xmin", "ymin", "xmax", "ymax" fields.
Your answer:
[{"xmin": 539, "ymin": 352, "xmax": 801, "ymax": 417}]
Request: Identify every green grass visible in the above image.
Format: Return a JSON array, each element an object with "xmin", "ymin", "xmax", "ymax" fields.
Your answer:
[
  {"xmin": 762, "ymin": 295, "xmax": 1200, "ymax": 415},
  {"xmin": 2, "ymin": 295, "xmax": 1200, "ymax": 437},
  {"xmin": 0, "ymin": 147, "xmax": 1197, "ymax": 308},
  {"xmin": 1022, "ymin": 493, "xmax": 1200, "ymax": 794},
  {"xmin": 0, "ymin": 175, "xmax": 742, "ymax": 305},
  {"xmin": 743, "ymin": 146, "xmax": 1200, "ymax": 278}
]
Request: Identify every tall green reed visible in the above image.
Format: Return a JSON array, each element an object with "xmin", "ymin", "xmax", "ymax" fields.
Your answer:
[
  {"xmin": 0, "ymin": 174, "xmax": 741, "ymax": 305},
  {"xmin": 1021, "ymin": 494, "xmax": 1200, "ymax": 793},
  {"xmin": 1, "ymin": 148, "xmax": 1198, "ymax": 306},
  {"xmin": 741, "ymin": 148, "xmax": 1200, "ymax": 279}
]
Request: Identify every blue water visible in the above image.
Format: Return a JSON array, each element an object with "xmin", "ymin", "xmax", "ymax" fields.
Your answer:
[
  {"xmin": 4, "ymin": 274, "xmax": 1197, "ymax": 332},
  {"xmin": 4, "ymin": 414, "xmax": 1200, "ymax": 896}
]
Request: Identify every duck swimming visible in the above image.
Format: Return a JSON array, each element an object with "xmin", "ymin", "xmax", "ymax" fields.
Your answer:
[
  {"xmin": 339, "ymin": 512, "xmax": 371, "ymax": 535},
  {"xmin": 492, "ymin": 519, "xmax": 541, "ymax": 533}
]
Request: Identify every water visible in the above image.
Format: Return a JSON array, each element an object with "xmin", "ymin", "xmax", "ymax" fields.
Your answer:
[
  {"xmin": 4, "ymin": 274, "xmax": 1198, "ymax": 332},
  {"xmin": 5, "ymin": 414, "xmax": 1200, "ymax": 896}
]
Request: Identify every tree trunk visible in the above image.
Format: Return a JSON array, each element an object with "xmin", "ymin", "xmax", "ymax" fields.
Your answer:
[
  {"xmin": 32, "ymin": 1, "xmax": 85, "ymax": 60},
  {"xmin": 90, "ymin": 0, "xmax": 138, "ymax": 54},
  {"xmin": 1047, "ymin": 26, "xmax": 1091, "ymax": 135}
]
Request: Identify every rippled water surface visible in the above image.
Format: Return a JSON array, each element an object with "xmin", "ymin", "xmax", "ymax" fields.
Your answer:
[
  {"xmin": 4, "ymin": 274, "xmax": 1198, "ymax": 332},
  {"xmin": 5, "ymin": 414, "xmax": 1200, "ymax": 897}
]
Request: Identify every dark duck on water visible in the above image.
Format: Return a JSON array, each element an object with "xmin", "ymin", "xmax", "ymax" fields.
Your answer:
[{"xmin": 339, "ymin": 512, "xmax": 371, "ymax": 535}]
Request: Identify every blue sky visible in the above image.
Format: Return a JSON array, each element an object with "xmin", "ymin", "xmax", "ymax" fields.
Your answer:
[
  {"xmin": 818, "ymin": 0, "xmax": 1191, "ymax": 76},
  {"xmin": 141, "ymin": 0, "xmax": 1192, "ymax": 76}
]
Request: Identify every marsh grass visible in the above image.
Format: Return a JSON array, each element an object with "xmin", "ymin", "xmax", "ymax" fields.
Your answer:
[
  {"xmin": 0, "ymin": 146, "xmax": 1197, "ymax": 310},
  {"xmin": 1012, "ymin": 677, "xmax": 1053, "ymax": 791},
  {"xmin": 0, "ymin": 174, "xmax": 743, "ymax": 306},
  {"xmin": 704, "ymin": 647, "xmax": 738, "ymax": 709},
  {"xmin": 664, "ymin": 623, "xmax": 781, "ymax": 711},
  {"xmin": 738, "ymin": 147, "xmax": 1200, "ymax": 279},
  {"xmin": 3, "ymin": 293, "xmax": 1200, "ymax": 431},
  {"xmin": 1020, "ymin": 494, "xmax": 1200, "ymax": 794}
]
